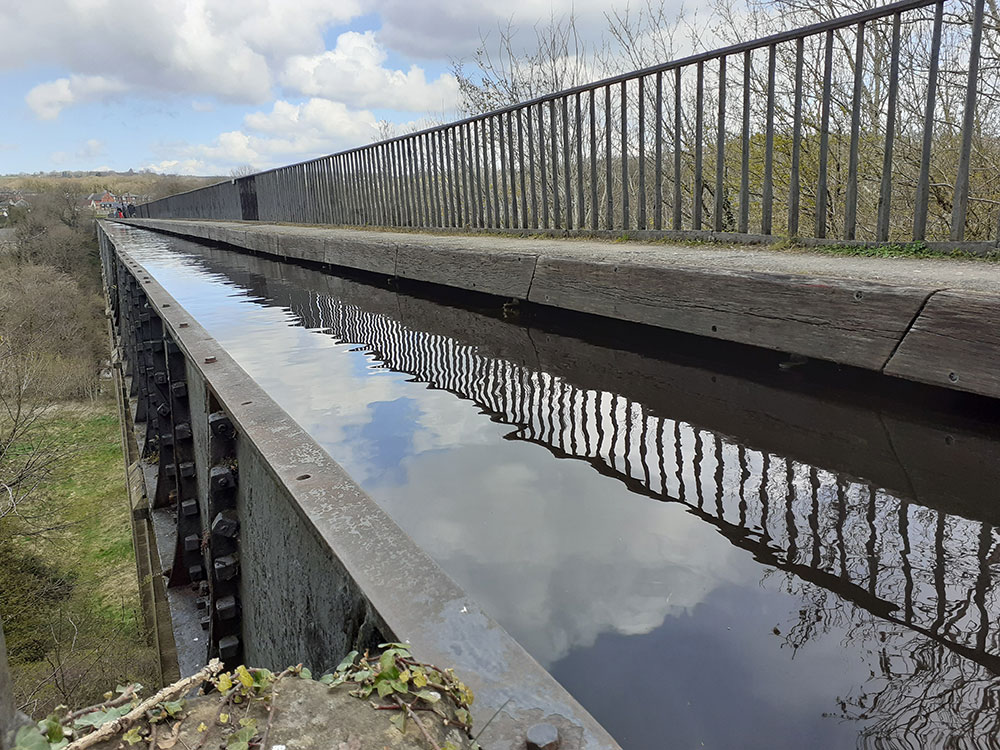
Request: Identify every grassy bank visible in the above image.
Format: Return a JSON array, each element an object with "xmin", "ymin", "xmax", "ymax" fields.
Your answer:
[{"xmin": 1, "ymin": 395, "xmax": 158, "ymax": 718}]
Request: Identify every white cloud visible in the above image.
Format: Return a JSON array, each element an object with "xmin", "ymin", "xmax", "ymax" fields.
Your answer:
[
  {"xmin": 79, "ymin": 138, "xmax": 104, "ymax": 159},
  {"xmin": 282, "ymin": 31, "xmax": 460, "ymax": 113},
  {"xmin": 2, "ymin": 0, "xmax": 364, "ymax": 116},
  {"xmin": 145, "ymin": 97, "xmax": 384, "ymax": 175},
  {"xmin": 50, "ymin": 137, "xmax": 108, "ymax": 167},
  {"xmin": 4, "ymin": 0, "xmax": 672, "ymax": 121},
  {"xmin": 25, "ymin": 75, "xmax": 128, "ymax": 119}
]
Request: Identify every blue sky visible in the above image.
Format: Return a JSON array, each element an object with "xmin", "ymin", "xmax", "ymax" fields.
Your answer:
[{"xmin": 0, "ymin": 0, "xmax": 652, "ymax": 177}]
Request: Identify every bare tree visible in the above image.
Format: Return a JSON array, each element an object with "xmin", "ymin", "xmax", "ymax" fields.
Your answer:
[
  {"xmin": 229, "ymin": 164, "xmax": 257, "ymax": 178},
  {"xmin": 451, "ymin": 12, "xmax": 595, "ymax": 114}
]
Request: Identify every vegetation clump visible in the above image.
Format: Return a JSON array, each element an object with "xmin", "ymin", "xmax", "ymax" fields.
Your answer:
[{"xmin": 13, "ymin": 646, "xmax": 480, "ymax": 750}]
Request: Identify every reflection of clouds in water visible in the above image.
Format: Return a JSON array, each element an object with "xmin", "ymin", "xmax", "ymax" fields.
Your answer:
[
  {"xmin": 205, "ymin": 301, "xmax": 761, "ymax": 666},
  {"xmin": 123, "ymin": 244, "xmax": 875, "ymax": 672},
  {"xmin": 174, "ymin": 285, "xmax": 760, "ymax": 663},
  {"xmin": 230, "ymin": 332, "xmax": 503, "ymax": 484},
  {"xmin": 372, "ymin": 443, "xmax": 756, "ymax": 666}
]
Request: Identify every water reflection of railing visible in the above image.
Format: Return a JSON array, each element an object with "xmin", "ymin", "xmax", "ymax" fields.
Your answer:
[{"xmin": 292, "ymin": 288, "xmax": 1000, "ymax": 680}]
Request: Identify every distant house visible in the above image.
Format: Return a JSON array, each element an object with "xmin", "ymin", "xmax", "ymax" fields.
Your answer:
[{"xmin": 85, "ymin": 191, "xmax": 118, "ymax": 210}]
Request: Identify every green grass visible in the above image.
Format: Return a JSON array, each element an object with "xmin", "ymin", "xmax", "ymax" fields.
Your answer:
[
  {"xmin": 795, "ymin": 240, "xmax": 1000, "ymax": 262},
  {"xmin": 2, "ymin": 396, "xmax": 158, "ymax": 717}
]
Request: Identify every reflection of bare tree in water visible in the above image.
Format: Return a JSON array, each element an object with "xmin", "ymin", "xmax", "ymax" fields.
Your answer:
[{"xmin": 770, "ymin": 570, "xmax": 1000, "ymax": 748}]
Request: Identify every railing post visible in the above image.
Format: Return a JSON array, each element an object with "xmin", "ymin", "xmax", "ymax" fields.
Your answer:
[
  {"xmin": 844, "ymin": 22, "xmax": 866, "ymax": 241},
  {"xmin": 877, "ymin": 12, "xmax": 903, "ymax": 242},
  {"xmin": 693, "ymin": 62, "xmax": 704, "ymax": 231},
  {"xmin": 950, "ymin": 0, "xmax": 986, "ymax": 241},
  {"xmin": 816, "ymin": 30, "xmax": 834, "ymax": 239},
  {"xmin": 788, "ymin": 38, "xmax": 804, "ymax": 238},
  {"xmin": 762, "ymin": 44, "xmax": 776, "ymax": 235},
  {"xmin": 714, "ymin": 56, "xmax": 728, "ymax": 233}
]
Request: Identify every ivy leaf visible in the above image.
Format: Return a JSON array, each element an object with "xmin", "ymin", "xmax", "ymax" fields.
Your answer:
[
  {"xmin": 389, "ymin": 712, "xmax": 407, "ymax": 733},
  {"xmin": 216, "ymin": 673, "xmax": 233, "ymax": 693},
  {"xmin": 73, "ymin": 704, "xmax": 131, "ymax": 730},
  {"xmin": 456, "ymin": 682, "xmax": 475, "ymax": 707},
  {"xmin": 335, "ymin": 651, "xmax": 358, "ymax": 673},
  {"xmin": 227, "ymin": 720, "xmax": 258, "ymax": 750},
  {"xmin": 390, "ymin": 680, "xmax": 408, "ymax": 695},
  {"xmin": 38, "ymin": 716, "xmax": 63, "ymax": 743},
  {"xmin": 252, "ymin": 669, "xmax": 273, "ymax": 689},
  {"xmin": 13, "ymin": 726, "xmax": 48, "ymax": 750},
  {"xmin": 235, "ymin": 666, "xmax": 255, "ymax": 690},
  {"xmin": 162, "ymin": 700, "xmax": 184, "ymax": 717},
  {"xmin": 379, "ymin": 651, "xmax": 397, "ymax": 674},
  {"xmin": 318, "ymin": 674, "xmax": 336, "ymax": 686},
  {"xmin": 376, "ymin": 680, "xmax": 395, "ymax": 698},
  {"xmin": 455, "ymin": 708, "xmax": 471, "ymax": 727},
  {"xmin": 415, "ymin": 690, "xmax": 441, "ymax": 704},
  {"xmin": 299, "ymin": 667, "xmax": 312, "ymax": 680},
  {"xmin": 219, "ymin": 713, "xmax": 230, "ymax": 725},
  {"xmin": 123, "ymin": 727, "xmax": 143, "ymax": 746},
  {"xmin": 398, "ymin": 669, "xmax": 410, "ymax": 683},
  {"xmin": 378, "ymin": 642, "xmax": 410, "ymax": 652}
]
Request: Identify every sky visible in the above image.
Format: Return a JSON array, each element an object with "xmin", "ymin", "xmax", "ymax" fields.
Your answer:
[{"xmin": 0, "ymin": 0, "xmax": 677, "ymax": 177}]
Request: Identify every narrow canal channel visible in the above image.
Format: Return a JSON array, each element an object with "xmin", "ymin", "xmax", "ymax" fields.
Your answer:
[{"xmin": 111, "ymin": 224, "xmax": 1000, "ymax": 749}]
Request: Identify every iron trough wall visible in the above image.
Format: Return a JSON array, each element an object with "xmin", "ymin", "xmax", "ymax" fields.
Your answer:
[{"xmin": 97, "ymin": 220, "xmax": 622, "ymax": 750}]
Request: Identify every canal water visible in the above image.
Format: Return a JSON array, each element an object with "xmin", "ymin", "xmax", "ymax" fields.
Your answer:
[{"xmin": 111, "ymin": 224, "xmax": 1000, "ymax": 750}]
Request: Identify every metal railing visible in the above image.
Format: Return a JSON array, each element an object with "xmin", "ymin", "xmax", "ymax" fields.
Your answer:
[{"xmin": 140, "ymin": 0, "xmax": 997, "ymax": 247}]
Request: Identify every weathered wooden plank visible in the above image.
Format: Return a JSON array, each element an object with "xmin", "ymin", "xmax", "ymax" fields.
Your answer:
[
  {"xmin": 395, "ymin": 239, "xmax": 536, "ymax": 299},
  {"xmin": 241, "ymin": 227, "xmax": 280, "ymax": 256},
  {"xmin": 274, "ymin": 228, "xmax": 326, "ymax": 263},
  {"xmin": 211, "ymin": 225, "xmax": 248, "ymax": 250},
  {"xmin": 323, "ymin": 235, "xmax": 397, "ymax": 276},
  {"xmin": 884, "ymin": 291, "xmax": 1000, "ymax": 399},
  {"xmin": 528, "ymin": 256, "xmax": 929, "ymax": 370}
]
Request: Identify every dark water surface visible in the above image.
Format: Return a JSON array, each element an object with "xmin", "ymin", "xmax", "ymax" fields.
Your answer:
[{"xmin": 110, "ymin": 224, "xmax": 1000, "ymax": 750}]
